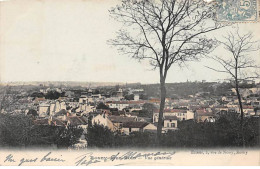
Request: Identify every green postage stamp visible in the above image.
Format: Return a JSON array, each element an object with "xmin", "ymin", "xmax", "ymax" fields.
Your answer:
[{"xmin": 215, "ymin": 0, "xmax": 259, "ymax": 22}]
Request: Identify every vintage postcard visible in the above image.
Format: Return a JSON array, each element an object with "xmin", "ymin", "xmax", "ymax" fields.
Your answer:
[{"xmin": 0, "ymin": 0, "xmax": 260, "ymax": 166}]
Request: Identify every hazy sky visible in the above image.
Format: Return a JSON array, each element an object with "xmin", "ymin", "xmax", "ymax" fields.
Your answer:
[{"xmin": 1, "ymin": 0, "xmax": 260, "ymax": 84}]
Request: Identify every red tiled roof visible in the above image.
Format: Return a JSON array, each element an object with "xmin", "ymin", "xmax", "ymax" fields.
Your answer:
[
  {"xmin": 107, "ymin": 101, "xmax": 146, "ymax": 104},
  {"xmin": 128, "ymin": 101, "xmax": 146, "ymax": 104},
  {"xmin": 34, "ymin": 97, "xmax": 46, "ymax": 102},
  {"xmin": 196, "ymin": 110, "xmax": 214, "ymax": 116},
  {"xmin": 148, "ymin": 98, "xmax": 160, "ymax": 103},
  {"xmin": 33, "ymin": 117, "xmax": 66, "ymax": 126},
  {"xmin": 154, "ymin": 109, "xmax": 187, "ymax": 113},
  {"xmin": 243, "ymin": 106, "xmax": 254, "ymax": 109}
]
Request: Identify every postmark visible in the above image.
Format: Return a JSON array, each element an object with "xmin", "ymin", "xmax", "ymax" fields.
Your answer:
[{"xmin": 215, "ymin": 0, "xmax": 259, "ymax": 22}]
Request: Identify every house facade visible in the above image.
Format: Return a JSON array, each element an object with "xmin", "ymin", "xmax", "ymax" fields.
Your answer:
[{"xmin": 153, "ymin": 109, "xmax": 194, "ymax": 123}]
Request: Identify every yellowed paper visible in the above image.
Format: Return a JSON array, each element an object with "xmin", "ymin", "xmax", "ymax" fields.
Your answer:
[{"xmin": 0, "ymin": 0, "xmax": 260, "ymax": 166}]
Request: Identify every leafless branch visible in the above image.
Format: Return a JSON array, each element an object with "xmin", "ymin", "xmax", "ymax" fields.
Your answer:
[{"xmin": 109, "ymin": 0, "xmax": 224, "ymax": 78}]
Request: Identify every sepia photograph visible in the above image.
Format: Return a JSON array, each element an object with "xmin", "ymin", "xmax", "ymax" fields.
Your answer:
[{"xmin": 0, "ymin": 0, "xmax": 260, "ymax": 166}]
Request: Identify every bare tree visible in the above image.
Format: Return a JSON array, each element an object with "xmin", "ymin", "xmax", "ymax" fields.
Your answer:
[
  {"xmin": 206, "ymin": 28, "xmax": 260, "ymax": 146},
  {"xmin": 108, "ymin": 0, "xmax": 224, "ymax": 142}
]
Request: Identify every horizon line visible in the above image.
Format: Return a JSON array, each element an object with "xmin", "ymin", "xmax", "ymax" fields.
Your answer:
[{"xmin": 0, "ymin": 79, "xmax": 246, "ymax": 85}]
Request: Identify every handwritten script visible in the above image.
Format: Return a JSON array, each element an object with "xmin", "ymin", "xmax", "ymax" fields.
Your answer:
[
  {"xmin": 3, "ymin": 152, "xmax": 65, "ymax": 166},
  {"xmin": 75, "ymin": 151, "xmax": 176, "ymax": 166},
  {"xmin": 1, "ymin": 151, "xmax": 176, "ymax": 166}
]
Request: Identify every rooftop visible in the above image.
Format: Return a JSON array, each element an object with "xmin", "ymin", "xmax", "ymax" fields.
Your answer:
[
  {"xmin": 122, "ymin": 121, "xmax": 149, "ymax": 128},
  {"xmin": 108, "ymin": 115, "xmax": 136, "ymax": 123},
  {"xmin": 164, "ymin": 116, "xmax": 178, "ymax": 120}
]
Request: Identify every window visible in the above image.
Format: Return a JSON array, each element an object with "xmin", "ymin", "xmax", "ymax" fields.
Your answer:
[
  {"xmin": 170, "ymin": 120, "xmax": 172, "ymax": 122},
  {"xmin": 119, "ymin": 123, "xmax": 123, "ymax": 129},
  {"xmin": 167, "ymin": 123, "xmax": 169, "ymax": 127},
  {"xmin": 171, "ymin": 123, "xmax": 175, "ymax": 127}
]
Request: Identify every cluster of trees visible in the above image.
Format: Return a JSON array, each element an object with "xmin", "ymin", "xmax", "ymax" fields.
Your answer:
[
  {"xmin": 45, "ymin": 91, "xmax": 66, "ymax": 100},
  {"xmin": 162, "ymin": 114, "xmax": 259, "ymax": 147},
  {"xmin": 86, "ymin": 123, "xmax": 157, "ymax": 148},
  {"xmin": 0, "ymin": 114, "xmax": 83, "ymax": 148},
  {"xmin": 96, "ymin": 102, "xmax": 110, "ymax": 110},
  {"xmin": 124, "ymin": 94, "xmax": 135, "ymax": 100},
  {"xmin": 86, "ymin": 112, "xmax": 259, "ymax": 148},
  {"xmin": 138, "ymin": 103, "xmax": 156, "ymax": 118},
  {"xmin": 31, "ymin": 90, "xmax": 66, "ymax": 100}
]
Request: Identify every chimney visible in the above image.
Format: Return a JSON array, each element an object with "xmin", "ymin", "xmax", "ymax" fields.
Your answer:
[{"xmin": 48, "ymin": 116, "xmax": 53, "ymax": 125}]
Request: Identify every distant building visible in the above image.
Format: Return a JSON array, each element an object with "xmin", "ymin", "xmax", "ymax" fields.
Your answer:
[
  {"xmin": 106, "ymin": 101, "xmax": 129, "ymax": 110},
  {"xmin": 163, "ymin": 116, "xmax": 178, "ymax": 128},
  {"xmin": 91, "ymin": 114, "xmax": 115, "ymax": 131},
  {"xmin": 134, "ymin": 94, "xmax": 139, "ymax": 101},
  {"xmin": 122, "ymin": 121, "xmax": 156, "ymax": 135},
  {"xmin": 66, "ymin": 116, "xmax": 88, "ymax": 129},
  {"xmin": 195, "ymin": 109, "xmax": 215, "ymax": 122},
  {"xmin": 153, "ymin": 109, "xmax": 194, "ymax": 123},
  {"xmin": 38, "ymin": 103, "xmax": 50, "ymax": 117}
]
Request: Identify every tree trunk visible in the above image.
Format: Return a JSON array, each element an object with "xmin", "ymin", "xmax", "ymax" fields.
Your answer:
[
  {"xmin": 235, "ymin": 82, "xmax": 245, "ymax": 147},
  {"xmin": 157, "ymin": 76, "xmax": 166, "ymax": 145}
]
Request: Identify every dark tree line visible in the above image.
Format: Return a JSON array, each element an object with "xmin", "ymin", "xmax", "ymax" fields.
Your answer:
[
  {"xmin": 30, "ymin": 90, "xmax": 66, "ymax": 100},
  {"xmin": 162, "ymin": 113, "xmax": 259, "ymax": 147},
  {"xmin": 86, "ymin": 112, "xmax": 259, "ymax": 148},
  {"xmin": 0, "ymin": 114, "xmax": 83, "ymax": 148},
  {"xmin": 86, "ymin": 123, "xmax": 157, "ymax": 148}
]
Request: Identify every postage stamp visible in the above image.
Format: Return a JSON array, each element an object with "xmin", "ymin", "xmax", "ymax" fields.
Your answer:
[{"xmin": 215, "ymin": 0, "xmax": 259, "ymax": 22}]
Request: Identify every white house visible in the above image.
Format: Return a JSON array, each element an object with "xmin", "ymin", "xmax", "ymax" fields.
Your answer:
[
  {"xmin": 49, "ymin": 103, "xmax": 56, "ymax": 116},
  {"xmin": 107, "ymin": 101, "xmax": 130, "ymax": 110},
  {"xmin": 134, "ymin": 94, "xmax": 140, "ymax": 101},
  {"xmin": 91, "ymin": 114, "xmax": 114, "ymax": 131},
  {"xmin": 92, "ymin": 94, "xmax": 102, "ymax": 99},
  {"xmin": 77, "ymin": 104, "xmax": 95, "ymax": 114},
  {"xmin": 153, "ymin": 109, "xmax": 194, "ymax": 123},
  {"xmin": 53, "ymin": 101, "xmax": 66, "ymax": 113},
  {"xmin": 38, "ymin": 103, "xmax": 50, "ymax": 117},
  {"xmin": 163, "ymin": 116, "xmax": 178, "ymax": 128}
]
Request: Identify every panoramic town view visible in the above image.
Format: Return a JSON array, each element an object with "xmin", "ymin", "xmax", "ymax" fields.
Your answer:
[
  {"xmin": 0, "ymin": 0, "xmax": 260, "ymax": 151},
  {"xmin": 0, "ymin": 80, "xmax": 259, "ymax": 149}
]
